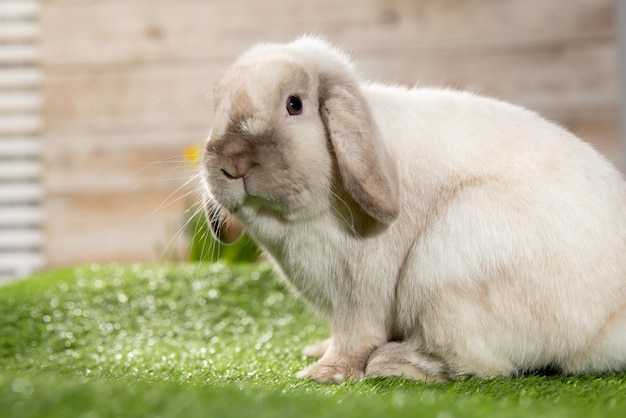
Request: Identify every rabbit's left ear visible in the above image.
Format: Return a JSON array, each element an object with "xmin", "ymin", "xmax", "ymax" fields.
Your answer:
[{"xmin": 319, "ymin": 76, "xmax": 399, "ymax": 223}]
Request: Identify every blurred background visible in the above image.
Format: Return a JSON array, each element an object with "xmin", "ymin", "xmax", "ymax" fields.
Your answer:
[{"xmin": 0, "ymin": 0, "xmax": 624, "ymax": 282}]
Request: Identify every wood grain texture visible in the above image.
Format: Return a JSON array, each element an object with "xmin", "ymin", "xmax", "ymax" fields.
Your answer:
[
  {"xmin": 45, "ymin": 191, "xmax": 197, "ymax": 266},
  {"xmin": 42, "ymin": 0, "xmax": 613, "ymax": 65},
  {"xmin": 44, "ymin": 129, "xmax": 202, "ymax": 194},
  {"xmin": 43, "ymin": 43, "xmax": 618, "ymax": 130},
  {"xmin": 40, "ymin": 0, "xmax": 624, "ymax": 266}
]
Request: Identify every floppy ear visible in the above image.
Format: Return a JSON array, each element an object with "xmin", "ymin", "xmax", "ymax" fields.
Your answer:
[
  {"xmin": 319, "ymin": 75, "xmax": 399, "ymax": 223},
  {"xmin": 203, "ymin": 198, "xmax": 245, "ymax": 245}
]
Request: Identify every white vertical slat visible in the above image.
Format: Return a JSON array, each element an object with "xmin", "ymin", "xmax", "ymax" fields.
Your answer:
[
  {"xmin": 0, "ymin": 0, "xmax": 43, "ymax": 284},
  {"xmin": 0, "ymin": 138, "xmax": 41, "ymax": 157},
  {"xmin": 0, "ymin": 229, "xmax": 42, "ymax": 247},
  {"xmin": 0, "ymin": 160, "xmax": 40, "ymax": 180},
  {"xmin": 0, "ymin": 254, "xmax": 44, "ymax": 282},
  {"xmin": 0, "ymin": 21, "xmax": 39, "ymax": 42},
  {"xmin": 0, "ymin": 115, "xmax": 42, "ymax": 134},
  {"xmin": 0, "ymin": 92, "xmax": 43, "ymax": 112},
  {"xmin": 0, "ymin": 46, "xmax": 38, "ymax": 64},
  {"xmin": 0, "ymin": 1, "xmax": 39, "ymax": 18},
  {"xmin": 0, "ymin": 183, "xmax": 41, "ymax": 204},
  {"xmin": 0, "ymin": 206, "xmax": 42, "ymax": 226},
  {"xmin": 0, "ymin": 69, "xmax": 42, "ymax": 90}
]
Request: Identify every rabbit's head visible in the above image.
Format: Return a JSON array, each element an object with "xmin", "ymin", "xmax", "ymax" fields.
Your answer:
[{"xmin": 202, "ymin": 37, "xmax": 399, "ymax": 244}]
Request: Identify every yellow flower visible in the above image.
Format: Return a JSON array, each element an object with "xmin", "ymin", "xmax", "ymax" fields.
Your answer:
[{"xmin": 184, "ymin": 145, "xmax": 201, "ymax": 166}]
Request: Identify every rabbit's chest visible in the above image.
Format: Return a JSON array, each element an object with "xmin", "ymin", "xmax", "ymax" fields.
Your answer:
[{"xmin": 264, "ymin": 230, "xmax": 346, "ymax": 314}]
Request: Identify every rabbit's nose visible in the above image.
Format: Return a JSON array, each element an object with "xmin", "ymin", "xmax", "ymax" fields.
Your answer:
[{"xmin": 221, "ymin": 157, "xmax": 255, "ymax": 180}]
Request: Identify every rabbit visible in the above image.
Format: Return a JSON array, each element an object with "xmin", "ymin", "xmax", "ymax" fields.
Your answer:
[{"xmin": 200, "ymin": 36, "xmax": 626, "ymax": 383}]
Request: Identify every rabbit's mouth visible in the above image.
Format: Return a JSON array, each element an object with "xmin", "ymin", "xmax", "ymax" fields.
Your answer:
[
  {"xmin": 240, "ymin": 193, "xmax": 312, "ymax": 221},
  {"xmin": 218, "ymin": 185, "xmax": 329, "ymax": 227}
]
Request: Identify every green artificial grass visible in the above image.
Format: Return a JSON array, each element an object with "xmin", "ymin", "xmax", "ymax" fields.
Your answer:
[{"xmin": 1, "ymin": 263, "xmax": 625, "ymax": 417}]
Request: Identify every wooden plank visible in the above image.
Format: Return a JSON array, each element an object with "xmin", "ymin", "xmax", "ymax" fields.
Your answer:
[
  {"xmin": 41, "ymin": 0, "xmax": 614, "ymax": 66},
  {"xmin": 0, "ymin": 253, "xmax": 42, "ymax": 265},
  {"xmin": 0, "ymin": 160, "xmax": 40, "ymax": 180},
  {"xmin": 0, "ymin": 252, "xmax": 44, "ymax": 283},
  {"xmin": 0, "ymin": 21, "xmax": 39, "ymax": 42},
  {"xmin": 45, "ymin": 129, "xmax": 202, "ymax": 194},
  {"xmin": 0, "ymin": 69, "xmax": 42, "ymax": 89},
  {"xmin": 42, "ymin": 42, "xmax": 622, "ymax": 194},
  {"xmin": 0, "ymin": 183, "xmax": 41, "ymax": 203},
  {"xmin": 42, "ymin": 106, "xmax": 623, "ymax": 197},
  {"xmin": 45, "ymin": 191, "xmax": 196, "ymax": 266},
  {"xmin": 43, "ymin": 64, "xmax": 218, "ymax": 131},
  {"xmin": 357, "ymin": 43, "xmax": 619, "ymax": 107},
  {"xmin": 0, "ymin": 206, "xmax": 43, "ymax": 226},
  {"xmin": 43, "ymin": 43, "xmax": 618, "ymax": 131},
  {"xmin": 0, "ymin": 45, "xmax": 38, "ymax": 65},
  {"xmin": 0, "ymin": 115, "xmax": 42, "ymax": 134},
  {"xmin": 0, "ymin": 138, "xmax": 41, "ymax": 157},
  {"xmin": 0, "ymin": 1, "xmax": 39, "ymax": 19},
  {"xmin": 0, "ymin": 92, "xmax": 42, "ymax": 112},
  {"xmin": 551, "ymin": 109, "xmax": 623, "ymax": 168},
  {"xmin": 0, "ymin": 229, "xmax": 42, "ymax": 248}
]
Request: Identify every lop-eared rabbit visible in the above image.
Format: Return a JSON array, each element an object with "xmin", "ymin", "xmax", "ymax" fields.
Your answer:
[{"xmin": 201, "ymin": 37, "xmax": 626, "ymax": 382}]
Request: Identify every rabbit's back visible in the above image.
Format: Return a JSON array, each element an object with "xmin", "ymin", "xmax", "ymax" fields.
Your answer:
[{"xmin": 364, "ymin": 85, "xmax": 626, "ymax": 375}]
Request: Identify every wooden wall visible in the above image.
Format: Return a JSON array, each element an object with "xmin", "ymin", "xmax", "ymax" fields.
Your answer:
[{"xmin": 41, "ymin": 0, "xmax": 623, "ymax": 266}]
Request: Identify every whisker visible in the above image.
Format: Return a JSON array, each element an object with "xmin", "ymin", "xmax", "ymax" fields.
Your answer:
[
  {"xmin": 156, "ymin": 204, "xmax": 198, "ymax": 264},
  {"xmin": 143, "ymin": 186, "xmax": 202, "ymax": 224},
  {"xmin": 329, "ymin": 189, "xmax": 359, "ymax": 238},
  {"xmin": 188, "ymin": 203, "xmax": 215, "ymax": 264},
  {"xmin": 157, "ymin": 199, "xmax": 217, "ymax": 266},
  {"xmin": 142, "ymin": 171, "xmax": 203, "ymax": 222},
  {"xmin": 205, "ymin": 199, "xmax": 224, "ymax": 262},
  {"xmin": 139, "ymin": 174, "xmax": 201, "ymax": 183},
  {"xmin": 127, "ymin": 155, "xmax": 194, "ymax": 179}
]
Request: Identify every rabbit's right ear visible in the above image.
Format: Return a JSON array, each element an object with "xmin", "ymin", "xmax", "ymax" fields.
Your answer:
[
  {"xmin": 319, "ymin": 74, "xmax": 399, "ymax": 224},
  {"xmin": 203, "ymin": 198, "xmax": 244, "ymax": 245}
]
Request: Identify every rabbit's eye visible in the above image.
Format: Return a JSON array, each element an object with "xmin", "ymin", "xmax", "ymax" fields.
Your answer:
[{"xmin": 286, "ymin": 95, "xmax": 303, "ymax": 115}]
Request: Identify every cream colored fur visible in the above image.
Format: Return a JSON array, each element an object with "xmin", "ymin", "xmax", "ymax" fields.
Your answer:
[{"xmin": 201, "ymin": 36, "xmax": 626, "ymax": 382}]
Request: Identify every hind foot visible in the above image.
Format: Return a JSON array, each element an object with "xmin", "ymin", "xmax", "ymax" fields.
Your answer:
[{"xmin": 365, "ymin": 342, "xmax": 449, "ymax": 382}]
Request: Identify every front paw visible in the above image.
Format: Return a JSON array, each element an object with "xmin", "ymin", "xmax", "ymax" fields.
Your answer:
[{"xmin": 296, "ymin": 361, "xmax": 364, "ymax": 383}]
